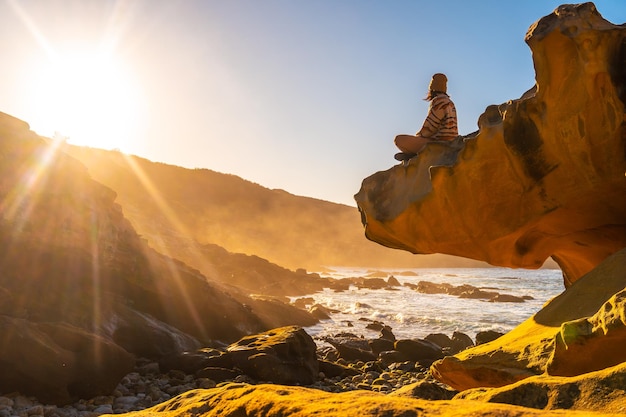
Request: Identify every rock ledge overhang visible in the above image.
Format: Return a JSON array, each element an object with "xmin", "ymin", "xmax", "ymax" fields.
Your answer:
[{"xmin": 355, "ymin": 2, "xmax": 626, "ymax": 286}]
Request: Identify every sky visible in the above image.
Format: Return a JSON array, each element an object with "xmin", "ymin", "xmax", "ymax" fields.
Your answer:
[{"xmin": 0, "ymin": 0, "xmax": 625, "ymax": 206}]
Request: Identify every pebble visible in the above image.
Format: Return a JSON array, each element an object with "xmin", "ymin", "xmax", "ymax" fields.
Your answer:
[{"xmin": 0, "ymin": 352, "xmax": 444, "ymax": 417}]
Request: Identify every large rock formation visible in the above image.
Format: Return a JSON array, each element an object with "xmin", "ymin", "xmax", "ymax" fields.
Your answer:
[
  {"xmin": 0, "ymin": 111, "xmax": 316, "ymax": 404},
  {"xmin": 355, "ymin": 2, "xmax": 626, "ymax": 286},
  {"xmin": 110, "ymin": 383, "xmax": 621, "ymax": 416}
]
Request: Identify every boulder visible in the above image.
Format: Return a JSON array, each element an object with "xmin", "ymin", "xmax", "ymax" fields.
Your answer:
[
  {"xmin": 226, "ymin": 326, "xmax": 319, "ymax": 385},
  {"xmin": 0, "ymin": 318, "xmax": 133, "ymax": 405},
  {"xmin": 368, "ymin": 338, "xmax": 395, "ymax": 355},
  {"xmin": 451, "ymin": 332, "xmax": 475, "ymax": 353},
  {"xmin": 309, "ymin": 304, "xmax": 332, "ymax": 320},
  {"xmin": 387, "ymin": 275, "xmax": 401, "ymax": 286},
  {"xmin": 159, "ymin": 349, "xmax": 224, "ymax": 375},
  {"xmin": 475, "ymin": 330, "xmax": 505, "ymax": 345},
  {"xmin": 354, "ymin": 2, "xmax": 626, "ymax": 286},
  {"xmin": 394, "ymin": 339, "xmax": 445, "ymax": 365},
  {"xmin": 425, "ymin": 333, "xmax": 453, "ymax": 349}
]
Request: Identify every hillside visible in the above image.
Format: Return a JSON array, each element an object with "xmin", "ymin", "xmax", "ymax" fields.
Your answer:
[
  {"xmin": 0, "ymin": 111, "xmax": 317, "ymax": 403},
  {"xmin": 63, "ymin": 144, "xmax": 491, "ymax": 271}
]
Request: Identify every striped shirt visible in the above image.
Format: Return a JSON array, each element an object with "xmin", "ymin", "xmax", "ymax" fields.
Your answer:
[{"xmin": 418, "ymin": 93, "xmax": 458, "ymax": 141}]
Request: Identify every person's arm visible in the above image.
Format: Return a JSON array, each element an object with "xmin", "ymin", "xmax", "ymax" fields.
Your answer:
[{"xmin": 417, "ymin": 96, "xmax": 447, "ymax": 138}]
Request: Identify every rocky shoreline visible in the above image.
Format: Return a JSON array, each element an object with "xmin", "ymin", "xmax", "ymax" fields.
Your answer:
[{"xmin": 0, "ymin": 324, "xmax": 477, "ymax": 417}]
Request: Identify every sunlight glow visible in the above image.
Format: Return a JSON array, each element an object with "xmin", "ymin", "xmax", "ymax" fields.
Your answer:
[
  {"xmin": 25, "ymin": 49, "xmax": 143, "ymax": 151},
  {"xmin": 120, "ymin": 153, "xmax": 209, "ymax": 339},
  {"xmin": 8, "ymin": 0, "xmax": 145, "ymax": 152}
]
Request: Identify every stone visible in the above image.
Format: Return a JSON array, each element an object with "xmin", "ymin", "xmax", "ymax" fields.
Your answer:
[
  {"xmin": 354, "ymin": 2, "xmax": 626, "ymax": 286},
  {"xmin": 317, "ymin": 360, "xmax": 360, "ymax": 379},
  {"xmin": 386, "ymin": 276, "xmax": 401, "ymax": 286},
  {"xmin": 424, "ymin": 333, "xmax": 453, "ymax": 349},
  {"xmin": 0, "ymin": 318, "xmax": 134, "ymax": 405},
  {"xmin": 194, "ymin": 368, "xmax": 239, "ymax": 383},
  {"xmin": 308, "ymin": 304, "xmax": 332, "ymax": 320},
  {"xmin": 475, "ymin": 330, "xmax": 505, "ymax": 345},
  {"xmin": 394, "ymin": 339, "xmax": 445, "ymax": 364},
  {"xmin": 368, "ymin": 338, "xmax": 395, "ymax": 355},
  {"xmin": 390, "ymin": 380, "xmax": 457, "ymax": 400},
  {"xmin": 159, "ymin": 350, "xmax": 224, "ymax": 375},
  {"xmin": 450, "ymin": 331, "xmax": 474, "ymax": 353},
  {"xmin": 226, "ymin": 326, "xmax": 319, "ymax": 385}
]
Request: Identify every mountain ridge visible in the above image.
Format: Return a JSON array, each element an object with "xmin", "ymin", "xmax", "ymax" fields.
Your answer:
[{"xmin": 62, "ymin": 144, "xmax": 507, "ymax": 271}]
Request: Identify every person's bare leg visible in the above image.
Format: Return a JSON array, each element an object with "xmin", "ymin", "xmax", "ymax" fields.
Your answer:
[{"xmin": 394, "ymin": 134, "xmax": 429, "ymax": 154}]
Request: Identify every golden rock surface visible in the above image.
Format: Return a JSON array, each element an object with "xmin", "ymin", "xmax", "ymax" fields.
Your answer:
[
  {"xmin": 355, "ymin": 3, "xmax": 626, "ymax": 286},
  {"xmin": 431, "ymin": 247, "xmax": 626, "ymax": 392}
]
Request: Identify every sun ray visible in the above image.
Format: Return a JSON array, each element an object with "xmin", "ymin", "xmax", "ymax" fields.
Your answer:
[{"xmin": 120, "ymin": 153, "xmax": 209, "ymax": 339}]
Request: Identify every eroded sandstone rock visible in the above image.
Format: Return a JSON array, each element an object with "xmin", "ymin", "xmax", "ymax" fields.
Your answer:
[
  {"xmin": 354, "ymin": 2, "xmax": 626, "ymax": 286},
  {"xmin": 431, "ymin": 247, "xmax": 626, "ymax": 391}
]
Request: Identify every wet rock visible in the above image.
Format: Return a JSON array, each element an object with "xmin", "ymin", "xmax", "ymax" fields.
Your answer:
[
  {"xmin": 309, "ymin": 304, "xmax": 333, "ymax": 320},
  {"xmin": 475, "ymin": 330, "xmax": 505, "ymax": 345},
  {"xmin": 387, "ymin": 276, "xmax": 401, "ymax": 286}
]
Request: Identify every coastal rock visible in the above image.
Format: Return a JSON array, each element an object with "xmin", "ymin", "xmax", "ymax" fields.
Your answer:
[
  {"xmin": 354, "ymin": 2, "xmax": 626, "ymax": 285},
  {"xmin": 368, "ymin": 338, "xmax": 395, "ymax": 355},
  {"xmin": 226, "ymin": 326, "xmax": 319, "ymax": 385},
  {"xmin": 0, "ymin": 318, "xmax": 133, "ymax": 405},
  {"xmin": 456, "ymin": 360, "xmax": 626, "ymax": 414},
  {"xmin": 475, "ymin": 330, "xmax": 505, "ymax": 345},
  {"xmin": 394, "ymin": 339, "xmax": 445, "ymax": 365},
  {"xmin": 546, "ymin": 286, "xmax": 626, "ymax": 376},
  {"xmin": 325, "ymin": 339, "xmax": 377, "ymax": 363},
  {"xmin": 410, "ymin": 280, "xmax": 531, "ymax": 303},
  {"xmin": 390, "ymin": 380, "xmax": 457, "ymax": 400},
  {"xmin": 431, "ymin": 247, "xmax": 626, "ymax": 391},
  {"xmin": 122, "ymin": 383, "xmax": 608, "ymax": 416},
  {"xmin": 0, "ymin": 112, "xmax": 317, "ymax": 404}
]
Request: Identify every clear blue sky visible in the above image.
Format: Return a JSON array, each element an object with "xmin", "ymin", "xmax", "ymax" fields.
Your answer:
[{"xmin": 1, "ymin": 0, "xmax": 625, "ymax": 206}]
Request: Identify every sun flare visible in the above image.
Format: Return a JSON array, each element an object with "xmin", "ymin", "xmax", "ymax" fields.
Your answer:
[{"xmin": 26, "ymin": 48, "xmax": 144, "ymax": 151}]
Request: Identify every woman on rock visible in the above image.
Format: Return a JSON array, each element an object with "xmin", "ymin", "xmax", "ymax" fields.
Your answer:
[{"xmin": 394, "ymin": 73, "xmax": 458, "ymax": 161}]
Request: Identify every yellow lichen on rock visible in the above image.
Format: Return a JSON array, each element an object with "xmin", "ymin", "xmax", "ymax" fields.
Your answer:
[
  {"xmin": 431, "ymin": 247, "xmax": 626, "ymax": 391},
  {"xmin": 107, "ymin": 383, "xmax": 616, "ymax": 417}
]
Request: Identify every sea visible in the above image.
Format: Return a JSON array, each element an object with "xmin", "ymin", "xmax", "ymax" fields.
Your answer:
[{"xmin": 300, "ymin": 267, "xmax": 564, "ymax": 341}]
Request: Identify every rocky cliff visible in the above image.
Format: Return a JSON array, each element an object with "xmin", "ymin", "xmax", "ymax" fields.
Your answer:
[
  {"xmin": 0, "ymin": 111, "xmax": 316, "ymax": 404},
  {"xmin": 355, "ymin": 2, "xmax": 626, "ymax": 286}
]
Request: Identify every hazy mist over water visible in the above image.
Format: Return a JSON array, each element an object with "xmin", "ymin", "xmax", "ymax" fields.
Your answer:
[{"xmin": 303, "ymin": 267, "xmax": 563, "ymax": 341}]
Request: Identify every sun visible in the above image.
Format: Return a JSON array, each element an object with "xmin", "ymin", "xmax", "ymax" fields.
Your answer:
[{"xmin": 25, "ymin": 48, "xmax": 144, "ymax": 151}]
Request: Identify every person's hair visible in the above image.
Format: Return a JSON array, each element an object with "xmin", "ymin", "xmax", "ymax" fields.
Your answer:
[{"xmin": 424, "ymin": 90, "xmax": 446, "ymax": 101}]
